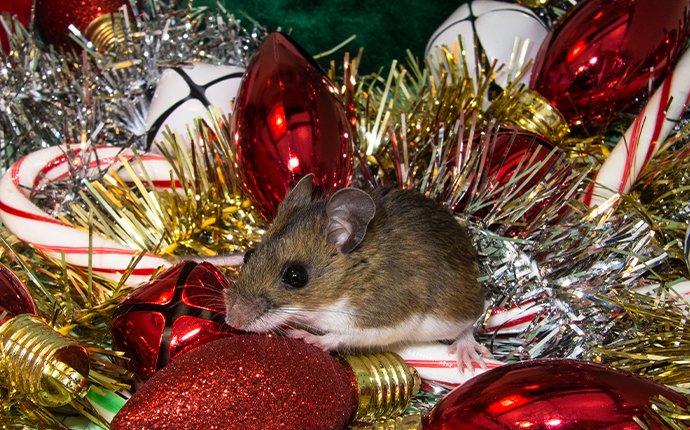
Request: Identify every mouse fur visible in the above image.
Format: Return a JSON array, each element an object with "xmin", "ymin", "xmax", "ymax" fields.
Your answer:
[{"xmin": 225, "ymin": 174, "xmax": 487, "ymax": 363}]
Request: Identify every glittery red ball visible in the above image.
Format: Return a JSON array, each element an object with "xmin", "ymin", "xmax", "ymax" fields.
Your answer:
[
  {"xmin": 34, "ymin": 0, "xmax": 130, "ymax": 47},
  {"xmin": 111, "ymin": 261, "xmax": 239, "ymax": 383},
  {"xmin": 110, "ymin": 335, "xmax": 358, "ymax": 430},
  {"xmin": 0, "ymin": 0, "xmax": 32, "ymax": 52}
]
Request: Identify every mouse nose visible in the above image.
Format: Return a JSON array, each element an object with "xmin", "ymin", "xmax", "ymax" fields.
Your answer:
[{"xmin": 225, "ymin": 296, "xmax": 269, "ymax": 329}]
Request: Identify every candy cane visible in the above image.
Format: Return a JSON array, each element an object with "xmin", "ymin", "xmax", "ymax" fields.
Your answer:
[
  {"xmin": 584, "ymin": 47, "xmax": 690, "ymax": 207},
  {"xmin": 0, "ymin": 144, "xmax": 175, "ymax": 286},
  {"xmin": 395, "ymin": 342, "xmax": 504, "ymax": 387}
]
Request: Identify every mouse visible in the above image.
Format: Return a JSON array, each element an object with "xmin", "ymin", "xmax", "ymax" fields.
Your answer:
[{"xmin": 224, "ymin": 174, "xmax": 490, "ymax": 371}]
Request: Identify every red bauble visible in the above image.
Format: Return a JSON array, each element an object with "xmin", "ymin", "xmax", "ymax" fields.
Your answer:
[
  {"xmin": 481, "ymin": 129, "xmax": 557, "ymax": 197},
  {"xmin": 111, "ymin": 261, "xmax": 238, "ymax": 383},
  {"xmin": 0, "ymin": 263, "xmax": 37, "ymax": 324},
  {"xmin": 34, "ymin": 0, "xmax": 130, "ymax": 48},
  {"xmin": 454, "ymin": 128, "xmax": 561, "ymax": 218},
  {"xmin": 426, "ymin": 359, "xmax": 687, "ymax": 429},
  {"xmin": 110, "ymin": 335, "xmax": 357, "ymax": 430},
  {"xmin": 233, "ymin": 32, "xmax": 353, "ymax": 221},
  {"xmin": 0, "ymin": 0, "xmax": 32, "ymax": 52},
  {"xmin": 530, "ymin": 0, "xmax": 690, "ymax": 129}
]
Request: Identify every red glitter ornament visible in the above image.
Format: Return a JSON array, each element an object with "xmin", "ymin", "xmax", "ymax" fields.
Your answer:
[
  {"xmin": 111, "ymin": 261, "xmax": 238, "ymax": 383},
  {"xmin": 530, "ymin": 0, "xmax": 690, "ymax": 130},
  {"xmin": 233, "ymin": 32, "xmax": 353, "ymax": 221},
  {"xmin": 110, "ymin": 335, "xmax": 358, "ymax": 430},
  {"xmin": 34, "ymin": 0, "xmax": 131, "ymax": 48},
  {"xmin": 0, "ymin": 0, "xmax": 32, "ymax": 52},
  {"xmin": 425, "ymin": 359, "xmax": 688, "ymax": 429}
]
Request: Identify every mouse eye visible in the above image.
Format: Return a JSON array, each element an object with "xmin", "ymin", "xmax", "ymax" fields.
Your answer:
[
  {"xmin": 280, "ymin": 263, "xmax": 309, "ymax": 289},
  {"xmin": 243, "ymin": 249, "xmax": 255, "ymax": 264}
]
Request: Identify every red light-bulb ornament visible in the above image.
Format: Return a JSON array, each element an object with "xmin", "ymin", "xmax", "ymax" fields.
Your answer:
[
  {"xmin": 490, "ymin": 0, "xmax": 690, "ymax": 141},
  {"xmin": 426, "ymin": 359, "xmax": 688, "ymax": 429},
  {"xmin": 232, "ymin": 32, "xmax": 353, "ymax": 221},
  {"xmin": 111, "ymin": 261, "xmax": 240, "ymax": 383},
  {"xmin": 0, "ymin": 264, "xmax": 90, "ymax": 407}
]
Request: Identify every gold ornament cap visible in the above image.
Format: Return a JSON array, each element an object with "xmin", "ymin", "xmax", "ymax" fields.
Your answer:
[
  {"xmin": 0, "ymin": 313, "xmax": 90, "ymax": 407},
  {"xmin": 84, "ymin": 12, "xmax": 126, "ymax": 53},
  {"xmin": 515, "ymin": 0, "xmax": 551, "ymax": 7},
  {"xmin": 342, "ymin": 352, "xmax": 421, "ymax": 422},
  {"xmin": 489, "ymin": 88, "xmax": 570, "ymax": 143}
]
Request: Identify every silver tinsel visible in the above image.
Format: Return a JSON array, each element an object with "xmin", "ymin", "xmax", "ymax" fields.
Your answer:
[{"xmin": 0, "ymin": 1, "xmax": 265, "ymax": 174}]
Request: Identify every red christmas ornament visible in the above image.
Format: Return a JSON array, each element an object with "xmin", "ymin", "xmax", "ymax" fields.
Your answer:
[
  {"xmin": 232, "ymin": 32, "xmax": 353, "ymax": 221},
  {"xmin": 0, "ymin": 263, "xmax": 37, "ymax": 323},
  {"xmin": 34, "ymin": 0, "xmax": 131, "ymax": 48},
  {"xmin": 111, "ymin": 261, "xmax": 238, "ymax": 383},
  {"xmin": 481, "ymin": 128, "xmax": 557, "ymax": 197},
  {"xmin": 453, "ymin": 127, "xmax": 562, "ymax": 220},
  {"xmin": 0, "ymin": 263, "xmax": 90, "ymax": 407},
  {"xmin": 0, "ymin": 0, "xmax": 32, "ymax": 52},
  {"xmin": 110, "ymin": 335, "xmax": 358, "ymax": 430},
  {"xmin": 530, "ymin": 0, "xmax": 690, "ymax": 129},
  {"xmin": 426, "ymin": 359, "xmax": 688, "ymax": 429}
]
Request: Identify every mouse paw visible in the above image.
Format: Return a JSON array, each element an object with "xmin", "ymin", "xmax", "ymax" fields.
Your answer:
[
  {"xmin": 287, "ymin": 329, "xmax": 340, "ymax": 351},
  {"xmin": 449, "ymin": 334, "xmax": 492, "ymax": 376}
]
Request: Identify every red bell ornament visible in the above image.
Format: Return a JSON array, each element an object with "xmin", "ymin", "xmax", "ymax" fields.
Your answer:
[
  {"xmin": 111, "ymin": 261, "xmax": 239, "ymax": 383},
  {"xmin": 425, "ymin": 359, "xmax": 688, "ymax": 429},
  {"xmin": 491, "ymin": 0, "xmax": 690, "ymax": 141},
  {"xmin": 232, "ymin": 32, "xmax": 353, "ymax": 221}
]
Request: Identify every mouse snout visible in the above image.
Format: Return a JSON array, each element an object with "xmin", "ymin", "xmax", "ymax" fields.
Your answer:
[{"xmin": 224, "ymin": 295, "xmax": 270, "ymax": 330}]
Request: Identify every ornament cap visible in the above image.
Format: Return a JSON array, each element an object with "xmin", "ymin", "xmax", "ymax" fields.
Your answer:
[
  {"xmin": 342, "ymin": 352, "xmax": 421, "ymax": 422},
  {"xmin": 84, "ymin": 12, "xmax": 126, "ymax": 52},
  {"xmin": 489, "ymin": 89, "xmax": 570, "ymax": 144},
  {"xmin": 0, "ymin": 313, "xmax": 90, "ymax": 407}
]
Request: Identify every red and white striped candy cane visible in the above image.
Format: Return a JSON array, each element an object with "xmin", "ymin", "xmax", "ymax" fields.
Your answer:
[
  {"xmin": 584, "ymin": 47, "xmax": 690, "ymax": 207},
  {"xmin": 395, "ymin": 342, "xmax": 504, "ymax": 387},
  {"xmin": 0, "ymin": 144, "xmax": 177, "ymax": 286}
]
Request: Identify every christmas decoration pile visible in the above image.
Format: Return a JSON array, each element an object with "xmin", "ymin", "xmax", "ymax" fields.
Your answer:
[{"xmin": 1, "ymin": 0, "xmax": 690, "ymax": 428}]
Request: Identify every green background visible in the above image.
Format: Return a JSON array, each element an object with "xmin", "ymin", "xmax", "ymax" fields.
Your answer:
[{"xmin": 194, "ymin": 0, "xmax": 463, "ymax": 74}]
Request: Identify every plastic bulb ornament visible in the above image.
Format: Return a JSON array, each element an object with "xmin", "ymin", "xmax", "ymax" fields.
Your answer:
[
  {"xmin": 491, "ymin": 0, "xmax": 690, "ymax": 140},
  {"xmin": 530, "ymin": 0, "xmax": 690, "ymax": 130},
  {"xmin": 232, "ymin": 32, "xmax": 353, "ymax": 221},
  {"xmin": 425, "ymin": 359, "xmax": 688, "ymax": 429},
  {"xmin": 0, "ymin": 264, "xmax": 90, "ymax": 407}
]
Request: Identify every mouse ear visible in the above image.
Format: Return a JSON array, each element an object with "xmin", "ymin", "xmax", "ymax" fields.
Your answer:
[
  {"xmin": 325, "ymin": 188, "xmax": 376, "ymax": 254},
  {"xmin": 277, "ymin": 173, "xmax": 315, "ymax": 216}
]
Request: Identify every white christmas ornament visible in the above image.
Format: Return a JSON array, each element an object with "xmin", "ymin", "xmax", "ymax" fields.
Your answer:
[
  {"xmin": 145, "ymin": 63, "xmax": 245, "ymax": 152},
  {"xmin": 426, "ymin": 0, "xmax": 547, "ymax": 88}
]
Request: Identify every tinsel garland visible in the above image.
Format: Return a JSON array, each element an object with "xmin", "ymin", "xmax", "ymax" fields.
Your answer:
[{"xmin": 0, "ymin": 0, "xmax": 689, "ymax": 428}]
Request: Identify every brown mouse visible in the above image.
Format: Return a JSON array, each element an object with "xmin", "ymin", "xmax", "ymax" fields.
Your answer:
[{"xmin": 224, "ymin": 174, "xmax": 490, "ymax": 370}]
